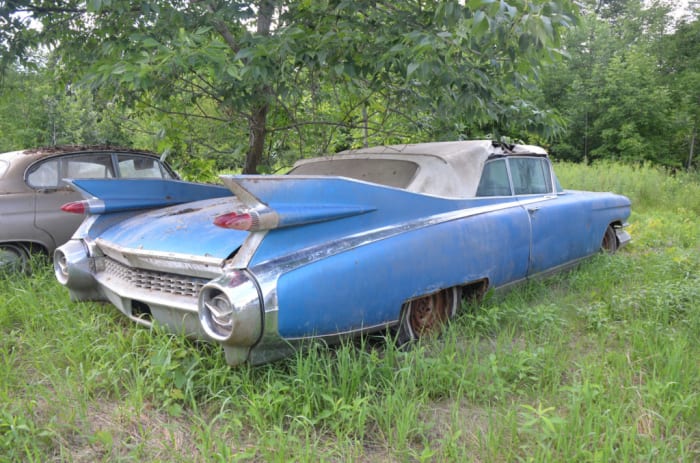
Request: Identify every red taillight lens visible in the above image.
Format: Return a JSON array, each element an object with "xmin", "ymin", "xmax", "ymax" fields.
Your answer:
[
  {"xmin": 213, "ymin": 212, "xmax": 254, "ymax": 231},
  {"xmin": 61, "ymin": 201, "xmax": 88, "ymax": 214}
]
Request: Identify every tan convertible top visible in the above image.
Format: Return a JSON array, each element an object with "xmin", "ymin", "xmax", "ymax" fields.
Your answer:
[{"xmin": 291, "ymin": 140, "xmax": 548, "ymax": 198}]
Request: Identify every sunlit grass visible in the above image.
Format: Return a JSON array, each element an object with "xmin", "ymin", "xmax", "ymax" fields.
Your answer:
[
  {"xmin": 555, "ymin": 160, "xmax": 700, "ymax": 215},
  {"xmin": 1, "ymin": 162, "xmax": 699, "ymax": 461}
]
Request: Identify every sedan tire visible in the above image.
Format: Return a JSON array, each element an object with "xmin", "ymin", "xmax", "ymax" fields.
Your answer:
[{"xmin": 0, "ymin": 244, "xmax": 30, "ymax": 273}]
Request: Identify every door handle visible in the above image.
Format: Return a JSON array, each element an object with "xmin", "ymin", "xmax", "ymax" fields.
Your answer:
[{"xmin": 527, "ymin": 206, "xmax": 540, "ymax": 215}]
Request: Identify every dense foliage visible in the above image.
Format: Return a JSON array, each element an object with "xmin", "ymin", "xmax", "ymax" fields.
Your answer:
[
  {"xmin": 0, "ymin": 0, "xmax": 697, "ymax": 173},
  {"xmin": 541, "ymin": 0, "xmax": 699, "ymax": 169},
  {"xmin": 2, "ymin": 0, "xmax": 576, "ymax": 173}
]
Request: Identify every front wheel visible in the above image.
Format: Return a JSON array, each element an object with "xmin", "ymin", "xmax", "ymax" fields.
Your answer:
[
  {"xmin": 0, "ymin": 244, "xmax": 30, "ymax": 273},
  {"xmin": 601, "ymin": 225, "xmax": 618, "ymax": 254},
  {"xmin": 397, "ymin": 287, "xmax": 460, "ymax": 345}
]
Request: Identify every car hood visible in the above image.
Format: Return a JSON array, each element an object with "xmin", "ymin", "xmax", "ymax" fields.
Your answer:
[{"xmin": 96, "ymin": 196, "xmax": 249, "ymax": 260}]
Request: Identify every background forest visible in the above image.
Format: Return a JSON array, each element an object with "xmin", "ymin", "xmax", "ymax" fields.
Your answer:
[{"xmin": 0, "ymin": 0, "xmax": 698, "ymax": 178}]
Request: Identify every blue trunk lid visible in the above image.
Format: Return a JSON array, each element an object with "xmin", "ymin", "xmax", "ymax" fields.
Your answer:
[{"xmin": 97, "ymin": 196, "xmax": 249, "ymax": 259}]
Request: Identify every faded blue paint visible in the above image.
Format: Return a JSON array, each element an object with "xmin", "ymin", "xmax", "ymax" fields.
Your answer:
[
  {"xmin": 275, "ymin": 205, "xmax": 531, "ymax": 337},
  {"xmin": 67, "ymin": 179, "xmax": 244, "ymax": 259},
  {"xmin": 245, "ymin": 176, "xmax": 523, "ymax": 266},
  {"xmin": 273, "ymin": 204, "xmax": 376, "ymax": 228},
  {"xmin": 95, "ymin": 197, "xmax": 249, "ymax": 258},
  {"xmin": 68, "ymin": 178, "xmax": 231, "ymax": 212},
  {"xmin": 526, "ymin": 191, "xmax": 630, "ymax": 274}
]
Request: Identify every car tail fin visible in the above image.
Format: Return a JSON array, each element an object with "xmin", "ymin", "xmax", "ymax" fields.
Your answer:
[
  {"xmin": 215, "ymin": 175, "xmax": 376, "ymax": 231},
  {"xmin": 62, "ymin": 179, "xmax": 232, "ymax": 214}
]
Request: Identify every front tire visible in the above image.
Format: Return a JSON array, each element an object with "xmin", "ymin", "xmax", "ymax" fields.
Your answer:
[{"xmin": 601, "ymin": 225, "xmax": 618, "ymax": 254}]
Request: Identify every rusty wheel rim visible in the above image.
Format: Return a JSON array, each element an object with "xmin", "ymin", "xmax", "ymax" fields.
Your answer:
[{"xmin": 407, "ymin": 289, "xmax": 455, "ymax": 338}]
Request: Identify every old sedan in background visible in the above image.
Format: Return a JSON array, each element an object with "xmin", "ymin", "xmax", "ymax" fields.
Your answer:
[
  {"xmin": 54, "ymin": 141, "xmax": 631, "ymax": 365},
  {"xmin": 0, "ymin": 146, "xmax": 179, "ymax": 270}
]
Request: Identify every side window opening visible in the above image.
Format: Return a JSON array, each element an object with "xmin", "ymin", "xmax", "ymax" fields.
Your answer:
[
  {"xmin": 476, "ymin": 159, "xmax": 511, "ymax": 197},
  {"xmin": 63, "ymin": 154, "xmax": 115, "ymax": 181},
  {"xmin": 510, "ymin": 158, "xmax": 552, "ymax": 195},
  {"xmin": 117, "ymin": 154, "xmax": 168, "ymax": 179},
  {"xmin": 26, "ymin": 159, "xmax": 60, "ymax": 189}
]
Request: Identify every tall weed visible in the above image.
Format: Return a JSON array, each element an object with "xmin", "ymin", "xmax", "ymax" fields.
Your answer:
[{"xmin": 555, "ymin": 161, "xmax": 700, "ymax": 214}]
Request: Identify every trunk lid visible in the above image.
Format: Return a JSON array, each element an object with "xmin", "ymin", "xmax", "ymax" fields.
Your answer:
[{"xmin": 96, "ymin": 196, "xmax": 249, "ymax": 260}]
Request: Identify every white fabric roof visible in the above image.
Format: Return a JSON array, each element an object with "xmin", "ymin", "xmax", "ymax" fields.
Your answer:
[{"xmin": 293, "ymin": 140, "xmax": 549, "ymax": 198}]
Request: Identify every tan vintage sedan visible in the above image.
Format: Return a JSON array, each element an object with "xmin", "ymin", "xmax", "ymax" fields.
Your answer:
[{"xmin": 0, "ymin": 146, "xmax": 179, "ymax": 270}]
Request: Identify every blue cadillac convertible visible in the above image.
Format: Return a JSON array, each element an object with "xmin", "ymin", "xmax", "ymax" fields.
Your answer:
[{"xmin": 54, "ymin": 141, "xmax": 631, "ymax": 365}]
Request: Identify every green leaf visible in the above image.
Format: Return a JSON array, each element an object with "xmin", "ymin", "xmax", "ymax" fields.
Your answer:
[
  {"xmin": 86, "ymin": 0, "xmax": 102, "ymax": 13},
  {"xmin": 142, "ymin": 38, "xmax": 160, "ymax": 49},
  {"xmin": 234, "ymin": 48, "xmax": 256, "ymax": 62},
  {"xmin": 473, "ymin": 11, "xmax": 489, "ymax": 37}
]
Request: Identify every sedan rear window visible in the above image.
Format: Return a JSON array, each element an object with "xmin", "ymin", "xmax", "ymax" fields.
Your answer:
[
  {"xmin": 27, "ymin": 154, "xmax": 115, "ymax": 189},
  {"xmin": 26, "ymin": 160, "xmax": 60, "ymax": 188},
  {"xmin": 117, "ymin": 154, "xmax": 173, "ymax": 179}
]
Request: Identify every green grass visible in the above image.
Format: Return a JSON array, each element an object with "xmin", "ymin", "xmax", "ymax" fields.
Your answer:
[{"xmin": 2, "ymin": 162, "xmax": 699, "ymax": 462}]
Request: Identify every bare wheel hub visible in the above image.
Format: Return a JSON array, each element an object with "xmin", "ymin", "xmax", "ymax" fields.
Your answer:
[{"xmin": 400, "ymin": 287, "xmax": 459, "ymax": 342}]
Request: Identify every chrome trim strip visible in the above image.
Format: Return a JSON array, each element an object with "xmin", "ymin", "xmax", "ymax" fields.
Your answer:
[
  {"xmin": 228, "ymin": 230, "xmax": 268, "ymax": 268},
  {"xmin": 526, "ymin": 255, "xmax": 590, "ymax": 281},
  {"xmin": 96, "ymin": 238, "xmax": 223, "ymax": 278},
  {"xmin": 282, "ymin": 321, "xmax": 393, "ymax": 342},
  {"xmin": 254, "ymin": 196, "xmax": 552, "ymax": 274}
]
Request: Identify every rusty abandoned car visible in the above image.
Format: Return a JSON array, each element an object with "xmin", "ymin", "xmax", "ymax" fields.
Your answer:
[
  {"xmin": 53, "ymin": 141, "xmax": 631, "ymax": 365},
  {"xmin": 0, "ymin": 146, "xmax": 179, "ymax": 271}
]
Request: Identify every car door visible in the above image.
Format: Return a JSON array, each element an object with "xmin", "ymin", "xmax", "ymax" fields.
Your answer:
[
  {"xmin": 510, "ymin": 157, "xmax": 594, "ymax": 276},
  {"xmin": 29, "ymin": 153, "xmax": 115, "ymax": 250},
  {"xmin": 474, "ymin": 158, "xmax": 531, "ymax": 286}
]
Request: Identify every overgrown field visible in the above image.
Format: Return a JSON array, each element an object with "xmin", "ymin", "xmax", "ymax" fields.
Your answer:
[{"xmin": 1, "ymin": 163, "xmax": 699, "ymax": 462}]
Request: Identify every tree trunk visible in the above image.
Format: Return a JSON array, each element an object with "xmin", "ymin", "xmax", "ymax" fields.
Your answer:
[
  {"xmin": 242, "ymin": 0, "xmax": 276, "ymax": 174},
  {"xmin": 362, "ymin": 105, "xmax": 368, "ymax": 148},
  {"xmin": 244, "ymin": 104, "xmax": 268, "ymax": 174},
  {"xmin": 688, "ymin": 121, "xmax": 696, "ymax": 171}
]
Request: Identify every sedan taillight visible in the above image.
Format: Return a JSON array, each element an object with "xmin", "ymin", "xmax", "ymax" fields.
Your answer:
[{"xmin": 61, "ymin": 201, "xmax": 88, "ymax": 214}]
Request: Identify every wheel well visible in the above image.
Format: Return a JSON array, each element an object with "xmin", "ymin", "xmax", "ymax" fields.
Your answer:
[
  {"xmin": 395, "ymin": 279, "xmax": 489, "ymax": 344},
  {"xmin": 0, "ymin": 242, "xmax": 48, "ymax": 256},
  {"xmin": 459, "ymin": 278, "xmax": 489, "ymax": 305}
]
